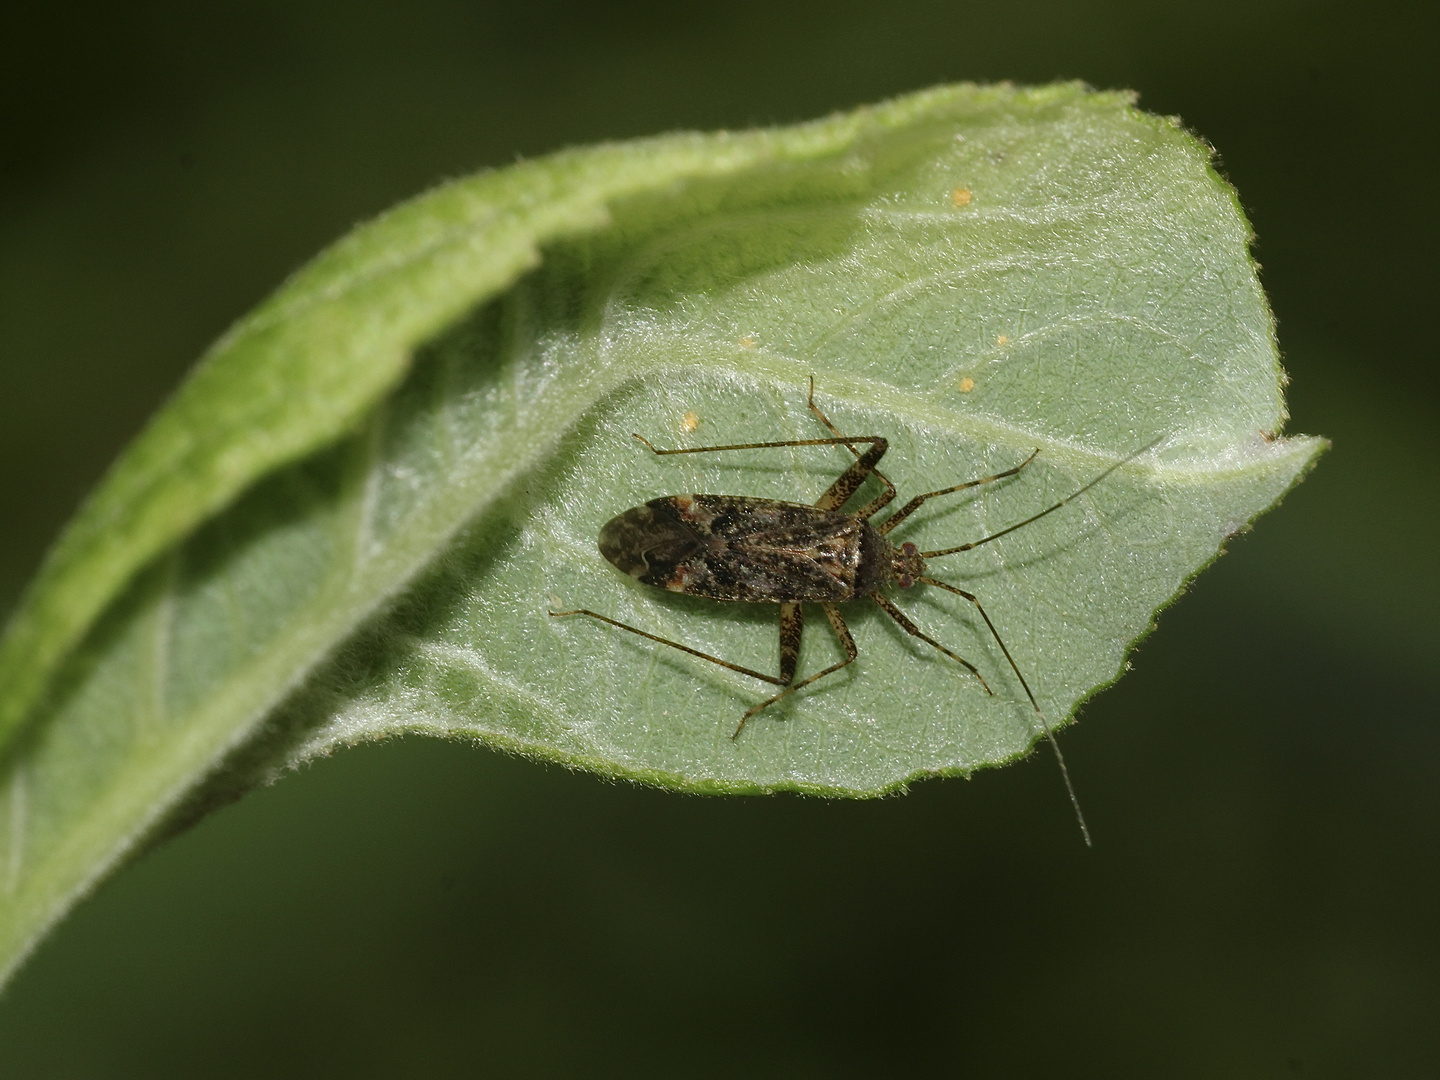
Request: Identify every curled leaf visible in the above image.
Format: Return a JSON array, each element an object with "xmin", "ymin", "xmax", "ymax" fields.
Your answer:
[{"xmin": 0, "ymin": 83, "xmax": 1323, "ymax": 983}]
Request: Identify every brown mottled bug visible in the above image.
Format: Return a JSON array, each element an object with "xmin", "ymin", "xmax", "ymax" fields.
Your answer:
[{"xmin": 553, "ymin": 381, "xmax": 1155, "ymax": 844}]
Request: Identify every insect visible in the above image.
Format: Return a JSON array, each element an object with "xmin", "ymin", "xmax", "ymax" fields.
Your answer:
[{"xmin": 552, "ymin": 381, "xmax": 1156, "ymax": 844}]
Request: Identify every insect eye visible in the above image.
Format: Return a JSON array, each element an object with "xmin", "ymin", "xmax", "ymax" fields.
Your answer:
[
  {"xmin": 901, "ymin": 542, "xmax": 918, "ymax": 556},
  {"xmin": 897, "ymin": 573, "xmax": 914, "ymax": 588}
]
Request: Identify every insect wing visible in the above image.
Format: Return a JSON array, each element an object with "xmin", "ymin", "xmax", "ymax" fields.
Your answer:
[
  {"xmin": 597, "ymin": 501, "xmax": 702, "ymax": 582},
  {"xmin": 599, "ymin": 496, "xmax": 862, "ymax": 602}
]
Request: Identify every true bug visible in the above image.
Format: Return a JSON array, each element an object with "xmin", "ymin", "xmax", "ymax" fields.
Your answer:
[{"xmin": 553, "ymin": 381, "xmax": 1156, "ymax": 844}]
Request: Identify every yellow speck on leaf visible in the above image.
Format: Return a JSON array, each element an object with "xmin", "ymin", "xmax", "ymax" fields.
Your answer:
[
  {"xmin": 996, "ymin": 334, "xmax": 1009, "ymax": 346},
  {"xmin": 738, "ymin": 335, "xmax": 757, "ymax": 349},
  {"xmin": 958, "ymin": 377, "xmax": 975, "ymax": 393},
  {"xmin": 950, "ymin": 187, "xmax": 973, "ymax": 207},
  {"xmin": 681, "ymin": 411, "xmax": 700, "ymax": 433}
]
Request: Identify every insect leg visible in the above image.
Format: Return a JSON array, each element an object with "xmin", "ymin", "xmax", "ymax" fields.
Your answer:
[
  {"xmin": 633, "ymin": 434, "xmax": 886, "ymax": 458},
  {"xmin": 875, "ymin": 451, "xmax": 1039, "ymax": 536},
  {"xmin": 778, "ymin": 601, "xmax": 803, "ymax": 685},
  {"xmin": 813, "ymin": 438, "xmax": 890, "ymax": 512},
  {"xmin": 549, "ymin": 609, "xmax": 788, "ymax": 686},
  {"xmin": 631, "ymin": 385, "xmax": 891, "ymax": 514},
  {"xmin": 732, "ymin": 602, "xmax": 858, "ymax": 739},
  {"xmin": 869, "ymin": 592, "xmax": 992, "ymax": 694},
  {"xmin": 804, "ymin": 377, "xmax": 897, "ymax": 516},
  {"xmin": 913, "ymin": 576, "xmax": 1091, "ymax": 847},
  {"xmin": 635, "ymin": 431, "xmax": 890, "ymax": 514}
]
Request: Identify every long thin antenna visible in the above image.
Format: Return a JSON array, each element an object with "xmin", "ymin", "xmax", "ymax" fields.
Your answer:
[
  {"xmin": 909, "ymin": 437, "xmax": 1165, "ymax": 845},
  {"xmin": 922, "ymin": 437, "xmax": 1163, "ymax": 559},
  {"xmin": 920, "ymin": 576, "xmax": 1091, "ymax": 846}
]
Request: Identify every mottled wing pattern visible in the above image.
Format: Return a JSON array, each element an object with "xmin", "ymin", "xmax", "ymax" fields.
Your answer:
[{"xmin": 598, "ymin": 496, "xmax": 866, "ymax": 603}]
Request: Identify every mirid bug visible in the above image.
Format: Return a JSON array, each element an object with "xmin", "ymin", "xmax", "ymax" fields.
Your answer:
[{"xmin": 552, "ymin": 381, "xmax": 1158, "ymax": 844}]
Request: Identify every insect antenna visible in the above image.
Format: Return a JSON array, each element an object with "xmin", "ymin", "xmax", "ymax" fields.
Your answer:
[
  {"xmin": 920, "ymin": 437, "xmax": 1164, "ymax": 560},
  {"xmin": 917, "ymin": 575, "xmax": 1091, "ymax": 846},
  {"xmin": 910, "ymin": 438, "xmax": 1163, "ymax": 846}
]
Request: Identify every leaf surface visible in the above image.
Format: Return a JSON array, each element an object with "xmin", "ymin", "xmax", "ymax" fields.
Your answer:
[{"xmin": 0, "ymin": 83, "xmax": 1323, "ymax": 982}]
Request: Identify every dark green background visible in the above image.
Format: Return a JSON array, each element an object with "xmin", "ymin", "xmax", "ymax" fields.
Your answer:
[{"xmin": 2, "ymin": 1, "xmax": 1436, "ymax": 1075}]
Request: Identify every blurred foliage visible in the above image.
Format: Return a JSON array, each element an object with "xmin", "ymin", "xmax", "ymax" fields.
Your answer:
[{"xmin": 0, "ymin": 0, "xmax": 1435, "ymax": 1075}]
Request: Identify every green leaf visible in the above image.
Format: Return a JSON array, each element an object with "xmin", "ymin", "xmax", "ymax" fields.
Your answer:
[{"xmin": 0, "ymin": 83, "xmax": 1323, "ymax": 982}]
